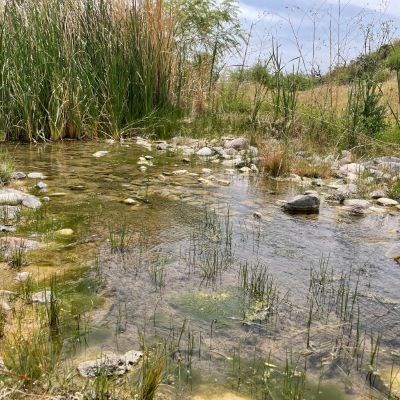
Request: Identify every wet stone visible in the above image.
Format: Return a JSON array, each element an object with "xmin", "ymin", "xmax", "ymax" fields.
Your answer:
[
  {"xmin": 224, "ymin": 137, "xmax": 248, "ymax": 151},
  {"xmin": 32, "ymin": 290, "xmax": 54, "ymax": 304},
  {"xmin": 36, "ymin": 181, "xmax": 48, "ymax": 190},
  {"xmin": 11, "ymin": 171, "xmax": 26, "ymax": 180},
  {"xmin": 370, "ymin": 190, "xmax": 387, "ymax": 199},
  {"xmin": 0, "ymin": 189, "xmax": 41, "ymax": 209},
  {"xmin": 343, "ymin": 199, "xmax": 370, "ymax": 209},
  {"xmin": 0, "ymin": 300, "xmax": 11, "ymax": 312},
  {"xmin": 123, "ymin": 198, "xmax": 137, "ymax": 205},
  {"xmin": 15, "ymin": 271, "xmax": 31, "ymax": 283},
  {"xmin": 283, "ymin": 194, "xmax": 320, "ymax": 214},
  {"xmin": 77, "ymin": 350, "xmax": 142, "ymax": 378},
  {"xmin": 0, "ymin": 225, "xmax": 16, "ymax": 233},
  {"xmin": 27, "ymin": 172, "xmax": 46, "ymax": 179},
  {"xmin": 92, "ymin": 151, "xmax": 109, "ymax": 158}
]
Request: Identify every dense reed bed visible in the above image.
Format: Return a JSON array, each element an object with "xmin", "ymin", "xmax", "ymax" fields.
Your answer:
[{"xmin": 0, "ymin": 0, "xmax": 177, "ymax": 141}]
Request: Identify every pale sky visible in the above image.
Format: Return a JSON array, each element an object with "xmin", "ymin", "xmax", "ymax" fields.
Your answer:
[{"xmin": 235, "ymin": 0, "xmax": 400, "ymax": 72}]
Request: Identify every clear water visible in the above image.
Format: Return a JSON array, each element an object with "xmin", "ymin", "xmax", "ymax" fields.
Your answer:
[{"xmin": 2, "ymin": 141, "xmax": 400, "ymax": 399}]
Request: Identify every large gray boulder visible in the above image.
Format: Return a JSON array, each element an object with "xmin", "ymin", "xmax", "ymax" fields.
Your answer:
[
  {"xmin": 282, "ymin": 194, "xmax": 320, "ymax": 214},
  {"xmin": 0, "ymin": 189, "xmax": 41, "ymax": 209}
]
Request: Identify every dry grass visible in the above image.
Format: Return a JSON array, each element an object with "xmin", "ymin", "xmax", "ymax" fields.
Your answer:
[
  {"xmin": 257, "ymin": 140, "xmax": 291, "ymax": 177},
  {"xmin": 298, "ymin": 74, "xmax": 400, "ymax": 123}
]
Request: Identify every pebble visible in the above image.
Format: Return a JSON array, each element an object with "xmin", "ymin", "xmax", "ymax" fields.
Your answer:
[
  {"xmin": 15, "ymin": 271, "xmax": 31, "ymax": 283},
  {"xmin": 92, "ymin": 151, "xmax": 109, "ymax": 158},
  {"xmin": 55, "ymin": 228, "xmax": 74, "ymax": 237},
  {"xmin": 123, "ymin": 198, "xmax": 137, "ymax": 205},
  {"xmin": 27, "ymin": 172, "xmax": 45, "ymax": 179}
]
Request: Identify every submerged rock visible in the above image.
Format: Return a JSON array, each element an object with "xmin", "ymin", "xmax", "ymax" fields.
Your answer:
[
  {"xmin": 77, "ymin": 350, "xmax": 143, "ymax": 378},
  {"xmin": 253, "ymin": 212, "xmax": 262, "ymax": 219},
  {"xmin": 0, "ymin": 189, "xmax": 41, "ymax": 209},
  {"xmin": 27, "ymin": 172, "xmax": 46, "ymax": 179},
  {"xmin": 36, "ymin": 181, "xmax": 48, "ymax": 190},
  {"xmin": 92, "ymin": 151, "xmax": 109, "ymax": 158},
  {"xmin": 282, "ymin": 194, "xmax": 320, "ymax": 214},
  {"xmin": 11, "ymin": 171, "xmax": 26, "ymax": 180},
  {"xmin": 343, "ymin": 199, "xmax": 370, "ymax": 209},
  {"xmin": 172, "ymin": 170, "xmax": 188, "ymax": 176}
]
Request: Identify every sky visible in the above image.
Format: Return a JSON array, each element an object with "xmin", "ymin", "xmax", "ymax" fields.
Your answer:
[{"xmin": 233, "ymin": 0, "xmax": 400, "ymax": 72}]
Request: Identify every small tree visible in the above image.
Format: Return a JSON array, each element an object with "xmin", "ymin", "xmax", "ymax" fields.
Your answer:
[{"xmin": 169, "ymin": 0, "xmax": 242, "ymax": 106}]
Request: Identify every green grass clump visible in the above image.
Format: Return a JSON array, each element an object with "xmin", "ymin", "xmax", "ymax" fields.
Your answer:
[
  {"xmin": 0, "ymin": 152, "xmax": 14, "ymax": 185},
  {"xmin": 3, "ymin": 329, "xmax": 62, "ymax": 385},
  {"xmin": 8, "ymin": 243, "xmax": 27, "ymax": 269},
  {"xmin": 388, "ymin": 181, "xmax": 400, "ymax": 200}
]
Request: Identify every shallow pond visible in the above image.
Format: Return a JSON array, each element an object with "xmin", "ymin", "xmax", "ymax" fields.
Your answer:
[{"xmin": 1, "ymin": 141, "xmax": 400, "ymax": 399}]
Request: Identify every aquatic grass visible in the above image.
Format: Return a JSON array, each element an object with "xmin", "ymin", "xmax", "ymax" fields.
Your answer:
[
  {"xmin": 0, "ymin": 308, "xmax": 5, "ymax": 338},
  {"xmin": 137, "ymin": 351, "xmax": 165, "ymax": 400},
  {"xmin": 149, "ymin": 258, "xmax": 166, "ymax": 291},
  {"xmin": 17, "ymin": 275, "xmax": 35, "ymax": 304},
  {"xmin": 8, "ymin": 242, "xmax": 27, "ymax": 269},
  {"xmin": 108, "ymin": 224, "xmax": 133, "ymax": 253},
  {"xmin": 46, "ymin": 275, "xmax": 61, "ymax": 336},
  {"xmin": 0, "ymin": 205, "xmax": 21, "ymax": 225},
  {"xmin": 239, "ymin": 262, "xmax": 279, "ymax": 314}
]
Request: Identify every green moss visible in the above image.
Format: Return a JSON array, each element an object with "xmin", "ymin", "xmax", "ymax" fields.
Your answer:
[{"xmin": 176, "ymin": 288, "xmax": 242, "ymax": 325}]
